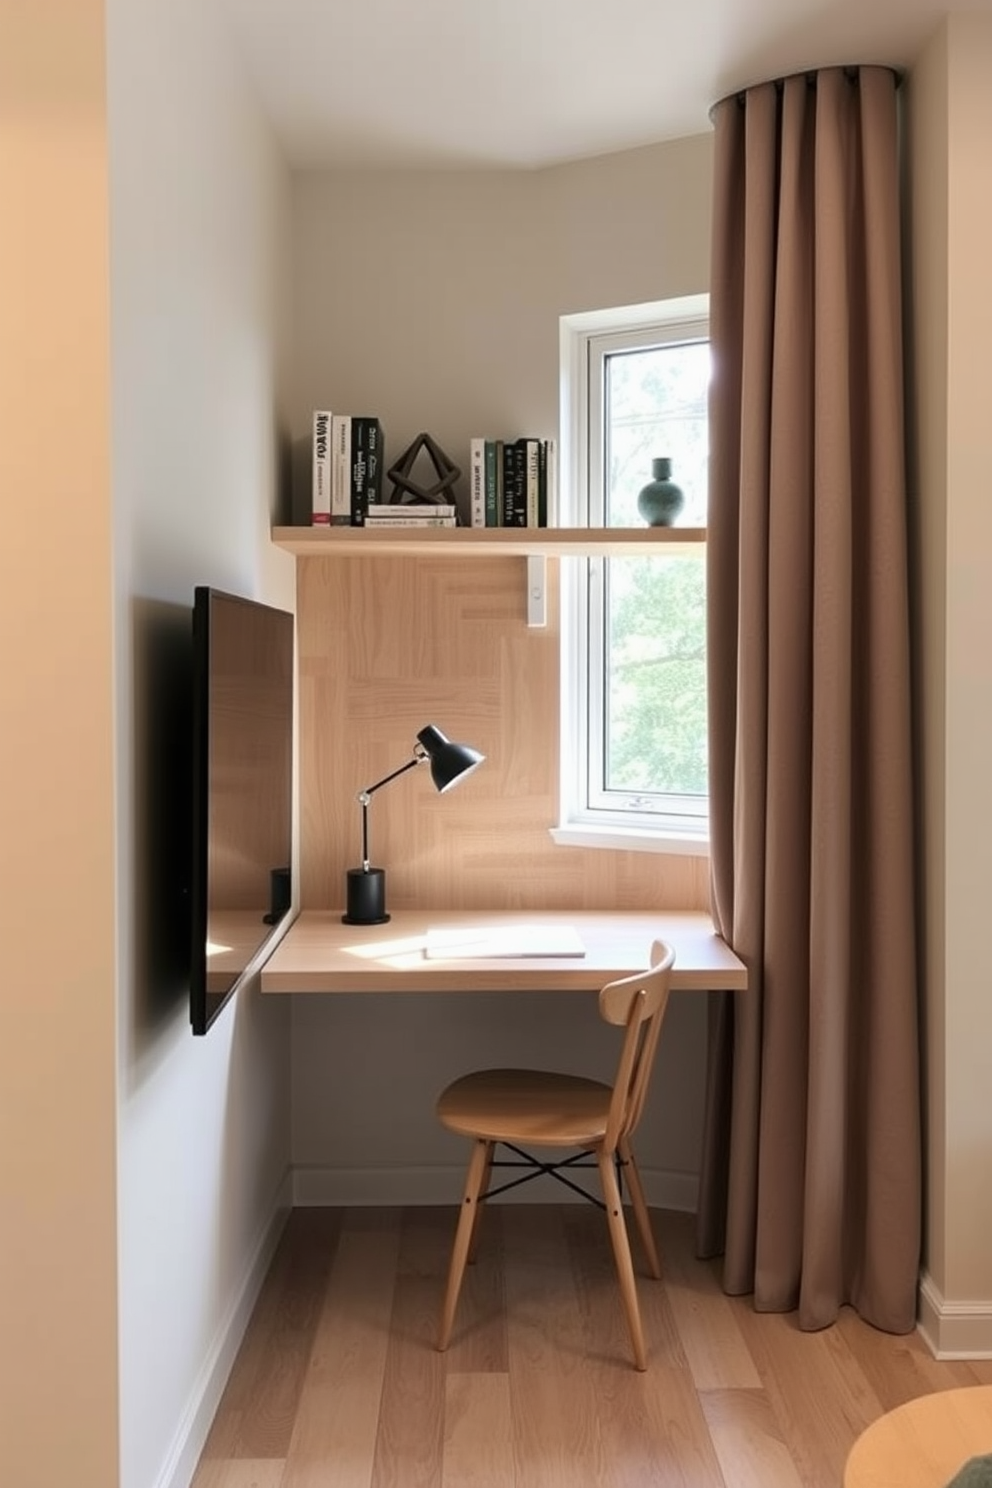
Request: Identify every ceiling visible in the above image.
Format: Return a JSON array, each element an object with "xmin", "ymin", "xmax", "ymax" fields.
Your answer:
[{"xmin": 218, "ymin": 0, "xmax": 985, "ymax": 170}]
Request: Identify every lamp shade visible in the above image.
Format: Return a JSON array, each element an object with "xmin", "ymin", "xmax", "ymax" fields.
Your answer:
[{"xmin": 417, "ymin": 725, "xmax": 485, "ymax": 794}]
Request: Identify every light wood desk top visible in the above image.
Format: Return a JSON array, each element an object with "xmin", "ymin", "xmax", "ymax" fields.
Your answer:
[{"xmin": 260, "ymin": 909, "xmax": 747, "ymax": 994}]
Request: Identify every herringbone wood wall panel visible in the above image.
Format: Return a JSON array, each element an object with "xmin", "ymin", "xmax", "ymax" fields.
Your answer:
[{"xmin": 298, "ymin": 555, "xmax": 709, "ymax": 912}]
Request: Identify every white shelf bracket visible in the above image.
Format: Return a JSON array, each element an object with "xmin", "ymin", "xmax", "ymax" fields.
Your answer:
[{"xmin": 526, "ymin": 554, "xmax": 547, "ymax": 628}]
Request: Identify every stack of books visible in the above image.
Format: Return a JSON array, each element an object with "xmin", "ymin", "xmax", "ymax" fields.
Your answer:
[
  {"xmin": 311, "ymin": 411, "xmax": 385, "ymax": 526},
  {"xmin": 364, "ymin": 503, "xmax": 457, "ymax": 528},
  {"xmin": 467, "ymin": 436, "xmax": 556, "ymax": 528}
]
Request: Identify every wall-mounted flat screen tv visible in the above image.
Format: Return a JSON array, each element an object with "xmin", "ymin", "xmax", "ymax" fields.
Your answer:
[{"xmin": 190, "ymin": 586, "xmax": 294, "ymax": 1035}]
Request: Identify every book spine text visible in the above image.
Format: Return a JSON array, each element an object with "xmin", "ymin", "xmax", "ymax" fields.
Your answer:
[{"xmin": 312, "ymin": 410, "xmax": 332, "ymax": 525}]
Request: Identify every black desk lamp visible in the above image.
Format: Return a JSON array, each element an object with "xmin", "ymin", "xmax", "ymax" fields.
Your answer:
[{"xmin": 343, "ymin": 724, "xmax": 485, "ymax": 925}]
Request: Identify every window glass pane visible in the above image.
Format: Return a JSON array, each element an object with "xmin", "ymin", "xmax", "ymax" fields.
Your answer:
[
  {"xmin": 604, "ymin": 555, "xmax": 708, "ymax": 797},
  {"xmin": 559, "ymin": 300, "xmax": 710, "ymax": 848},
  {"xmin": 604, "ymin": 341, "xmax": 709, "ymax": 526}
]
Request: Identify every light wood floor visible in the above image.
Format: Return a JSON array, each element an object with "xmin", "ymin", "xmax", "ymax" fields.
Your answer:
[{"xmin": 192, "ymin": 1205, "xmax": 992, "ymax": 1488}]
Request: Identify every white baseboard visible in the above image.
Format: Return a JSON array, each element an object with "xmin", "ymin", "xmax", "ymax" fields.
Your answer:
[
  {"xmin": 918, "ymin": 1269, "xmax": 992, "ymax": 1358},
  {"xmin": 155, "ymin": 1168, "xmax": 293, "ymax": 1488},
  {"xmin": 292, "ymin": 1162, "xmax": 698, "ymax": 1213}
]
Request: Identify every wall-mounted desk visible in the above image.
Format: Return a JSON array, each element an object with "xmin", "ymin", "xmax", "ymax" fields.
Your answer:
[{"xmin": 260, "ymin": 909, "xmax": 747, "ymax": 994}]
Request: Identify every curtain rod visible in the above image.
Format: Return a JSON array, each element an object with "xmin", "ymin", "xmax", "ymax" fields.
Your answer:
[{"xmin": 714, "ymin": 63, "xmax": 904, "ymax": 116}]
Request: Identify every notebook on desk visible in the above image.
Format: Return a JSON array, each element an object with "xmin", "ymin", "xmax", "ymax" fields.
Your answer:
[{"xmin": 423, "ymin": 924, "xmax": 586, "ymax": 960}]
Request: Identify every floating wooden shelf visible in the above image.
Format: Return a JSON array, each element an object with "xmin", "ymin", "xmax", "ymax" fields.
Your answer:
[{"xmin": 271, "ymin": 525, "xmax": 705, "ymax": 558}]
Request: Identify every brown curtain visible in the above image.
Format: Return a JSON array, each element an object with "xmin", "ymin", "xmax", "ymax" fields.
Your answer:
[{"xmin": 697, "ymin": 66, "xmax": 921, "ymax": 1333}]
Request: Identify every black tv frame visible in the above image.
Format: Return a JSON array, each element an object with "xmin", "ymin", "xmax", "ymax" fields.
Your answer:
[{"xmin": 190, "ymin": 586, "xmax": 294, "ymax": 1035}]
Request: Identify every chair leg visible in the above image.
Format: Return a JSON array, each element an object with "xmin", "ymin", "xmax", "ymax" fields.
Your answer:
[
  {"xmin": 619, "ymin": 1136, "xmax": 661, "ymax": 1280},
  {"xmin": 597, "ymin": 1148, "xmax": 647, "ymax": 1371},
  {"xmin": 438, "ymin": 1138, "xmax": 490, "ymax": 1352},
  {"xmin": 467, "ymin": 1140, "xmax": 494, "ymax": 1264}
]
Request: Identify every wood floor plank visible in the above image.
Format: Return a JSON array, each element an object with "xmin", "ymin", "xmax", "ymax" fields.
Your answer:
[
  {"xmin": 397, "ymin": 1204, "xmax": 507, "ymax": 1371},
  {"xmin": 196, "ymin": 1208, "xmax": 341, "ymax": 1466},
  {"xmin": 700, "ymin": 1387, "xmax": 805, "ymax": 1488},
  {"xmin": 280, "ymin": 1215, "xmax": 401, "ymax": 1488},
  {"xmin": 442, "ymin": 1374, "xmax": 514, "ymax": 1488},
  {"xmin": 504, "ymin": 1205, "xmax": 613, "ymax": 1488},
  {"xmin": 728, "ymin": 1295, "xmax": 883, "ymax": 1488},
  {"xmin": 438, "ymin": 1203, "xmax": 509, "ymax": 1373},
  {"xmin": 191, "ymin": 1462, "xmax": 286, "ymax": 1488},
  {"xmin": 603, "ymin": 1362, "xmax": 730, "ymax": 1487},
  {"xmin": 192, "ymin": 1207, "xmax": 992, "ymax": 1488},
  {"xmin": 396, "ymin": 1205, "xmax": 451, "ymax": 1279},
  {"xmin": 370, "ymin": 1274, "xmax": 446, "ymax": 1488},
  {"xmin": 657, "ymin": 1210, "xmax": 763, "ymax": 1391},
  {"xmin": 835, "ymin": 1306, "xmax": 984, "ymax": 1413},
  {"xmin": 563, "ymin": 1204, "xmax": 688, "ymax": 1372},
  {"xmin": 563, "ymin": 1207, "xmax": 725, "ymax": 1485}
]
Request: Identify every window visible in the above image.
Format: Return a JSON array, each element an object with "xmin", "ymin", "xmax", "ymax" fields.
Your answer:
[{"xmin": 554, "ymin": 297, "xmax": 710, "ymax": 855}]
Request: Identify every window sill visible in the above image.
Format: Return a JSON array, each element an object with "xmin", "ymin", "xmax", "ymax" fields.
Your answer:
[{"xmin": 549, "ymin": 824, "xmax": 710, "ymax": 858}]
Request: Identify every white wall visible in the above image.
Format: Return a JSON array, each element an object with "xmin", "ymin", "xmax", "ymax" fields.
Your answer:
[
  {"xmin": 942, "ymin": 10, "xmax": 992, "ymax": 1312},
  {"xmin": 292, "ymin": 137, "xmax": 712, "ymax": 495},
  {"xmin": 289, "ymin": 137, "xmax": 715, "ymax": 1209},
  {"xmin": 909, "ymin": 13, "xmax": 992, "ymax": 1353},
  {"xmin": 106, "ymin": 1, "xmax": 295, "ymax": 1484},
  {"xmin": 906, "ymin": 14, "xmax": 950, "ymax": 1306}
]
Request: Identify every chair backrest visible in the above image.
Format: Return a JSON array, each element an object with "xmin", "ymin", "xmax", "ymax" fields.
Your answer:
[{"xmin": 599, "ymin": 939, "xmax": 676, "ymax": 1152}]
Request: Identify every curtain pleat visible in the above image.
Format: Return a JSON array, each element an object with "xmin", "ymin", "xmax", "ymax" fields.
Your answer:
[{"xmin": 698, "ymin": 66, "xmax": 921, "ymax": 1332}]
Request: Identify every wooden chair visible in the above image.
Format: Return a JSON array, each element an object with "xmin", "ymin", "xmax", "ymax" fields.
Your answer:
[{"xmin": 435, "ymin": 939, "xmax": 676, "ymax": 1370}]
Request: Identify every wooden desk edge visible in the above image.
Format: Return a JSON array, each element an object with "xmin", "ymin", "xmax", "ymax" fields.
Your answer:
[{"xmin": 260, "ymin": 909, "xmax": 748, "ymax": 994}]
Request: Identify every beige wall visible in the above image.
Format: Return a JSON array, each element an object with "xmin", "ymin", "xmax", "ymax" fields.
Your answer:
[
  {"xmin": 288, "ymin": 138, "xmax": 716, "ymax": 1208},
  {"xmin": 909, "ymin": 12, "xmax": 992, "ymax": 1347},
  {"xmin": 0, "ymin": 3, "xmax": 120, "ymax": 1483},
  {"xmin": 2, "ymin": 1, "xmax": 296, "ymax": 1483}
]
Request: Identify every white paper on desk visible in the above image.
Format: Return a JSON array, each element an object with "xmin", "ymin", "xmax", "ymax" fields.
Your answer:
[{"xmin": 423, "ymin": 924, "xmax": 586, "ymax": 959}]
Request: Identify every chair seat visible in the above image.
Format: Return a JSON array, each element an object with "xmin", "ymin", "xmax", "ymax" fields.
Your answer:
[{"xmin": 437, "ymin": 1067, "xmax": 613, "ymax": 1147}]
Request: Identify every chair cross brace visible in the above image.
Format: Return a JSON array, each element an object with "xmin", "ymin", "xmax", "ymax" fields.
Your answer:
[{"xmin": 477, "ymin": 1141, "xmax": 630, "ymax": 1210}]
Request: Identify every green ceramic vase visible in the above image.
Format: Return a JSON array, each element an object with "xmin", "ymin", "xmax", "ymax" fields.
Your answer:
[{"xmin": 637, "ymin": 457, "xmax": 684, "ymax": 527}]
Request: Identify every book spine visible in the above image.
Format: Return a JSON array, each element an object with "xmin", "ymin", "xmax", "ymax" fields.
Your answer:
[
  {"xmin": 363, "ymin": 515, "xmax": 456, "ymax": 527},
  {"xmin": 366, "ymin": 503, "xmax": 457, "ymax": 517},
  {"xmin": 364, "ymin": 417, "xmax": 385, "ymax": 509},
  {"xmin": 331, "ymin": 415, "xmax": 351, "ymax": 525},
  {"xmin": 544, "ymin": 437, "xmax": 557, "ymax": 526},
  {"xmin": 311, "ymin": 410, "xmax": 332, "ymax": 525},
  {"xmin": 350, "ymin": 416, "xmax": 373, "ymax": 526},
  {"xmin": 524, "ymin": 439, "xmax": 540, "ymax": 527},
  {"xmin": 484, "ymin": 440, "xmax": 498, "ymax": 527},
  {"xmin": 469, "ymin": 437, "xmax": 485, "ymax": 528},
  {"xmin": 537, "ymin": 439, "xmax": 547, "ymax": 527},
  {"xmin": 505, "ymin": 439, "xmax": 527, "ymax": 527},
  {"xmin": 500, "ymin": 441, "xmax": 515, "ymax": 526},
  {"xmin": 492, "ymin": 441, "xmax": 504, "ymax": 527}
]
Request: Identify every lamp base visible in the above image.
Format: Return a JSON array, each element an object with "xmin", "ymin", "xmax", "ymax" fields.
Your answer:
[{"xmin": 342, "ymin": 867, "xmax": 390, "ymax": 925}]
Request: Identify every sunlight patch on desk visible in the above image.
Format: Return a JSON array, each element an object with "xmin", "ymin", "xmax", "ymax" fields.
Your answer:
[
  {"xmin": 424, "ymin": 924, "xmax": 586, "ymax": 959},
  {"xmin": 340, "ymin": 932, "xmax": 432, "ymax": 968}
]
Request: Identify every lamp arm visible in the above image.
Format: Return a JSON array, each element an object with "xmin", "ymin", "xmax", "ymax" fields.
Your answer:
[
  {"xmin": 359, "ymin": 749, "xmax": 426, "ymax": 800},
  {"xmin": 356, "ymin": 749, "xmax": 428, "ymax": 871}
]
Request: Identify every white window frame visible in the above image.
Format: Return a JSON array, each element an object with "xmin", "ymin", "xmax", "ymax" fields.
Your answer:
[{"xmin": 551, "ymin": 295, "xmax": 710, "ymax": 858}]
